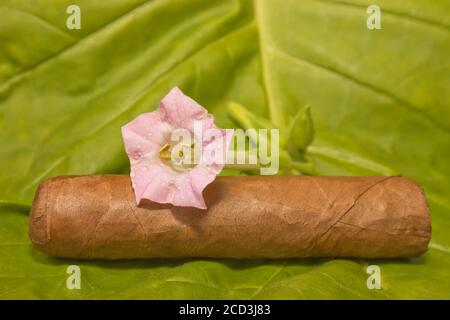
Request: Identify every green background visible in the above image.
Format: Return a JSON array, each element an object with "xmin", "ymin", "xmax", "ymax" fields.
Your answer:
[{"xmin": 0, "ymin": 0, "xmax": 449, "ymax": 299}]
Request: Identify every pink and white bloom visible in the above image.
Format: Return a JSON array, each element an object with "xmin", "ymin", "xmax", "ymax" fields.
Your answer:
[{"xmin": 121, "ymin": 87, "xmax": 233, "ymax": 209}]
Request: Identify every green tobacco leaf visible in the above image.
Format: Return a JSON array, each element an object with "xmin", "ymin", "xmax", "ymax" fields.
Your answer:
[{"xmin": 1, "ymin": 0, "xmax": 449, "ymax": 299}]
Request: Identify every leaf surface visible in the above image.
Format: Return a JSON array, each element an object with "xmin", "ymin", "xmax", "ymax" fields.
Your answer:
[{"xmin": 0, "ymin": 0, "xmax": 449, "ymax": 299}]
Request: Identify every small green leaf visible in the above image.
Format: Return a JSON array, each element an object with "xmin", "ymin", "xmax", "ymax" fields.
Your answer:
[
  {"xmin": 228, "ymin": 101, "xmax": 314, "ymax": 175},
  {"xmin": 286, "ymin": 105, "xmax": 314, "ymax": 160}
]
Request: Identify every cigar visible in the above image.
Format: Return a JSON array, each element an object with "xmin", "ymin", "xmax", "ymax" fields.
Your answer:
[{"xmin": 29, "ymin": 175, "xmax": 431, "ymax": 259}]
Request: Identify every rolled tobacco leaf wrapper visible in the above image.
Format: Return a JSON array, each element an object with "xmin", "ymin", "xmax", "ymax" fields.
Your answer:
[{"xmin": 29, "ymin": 175, "xmax": 431, "ymax": 259}]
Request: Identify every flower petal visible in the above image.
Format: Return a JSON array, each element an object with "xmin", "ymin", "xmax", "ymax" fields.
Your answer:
[
  {"xmin": 159, "ymin": 87, "xmax": 210, "ymax": 130},
  {"xmin": 171, "ymin": 175, "xmax": 207, "ymax": 209},
  {"xmin": 121, "ymin": 112, "xmax": 170, "ymax": 161}
]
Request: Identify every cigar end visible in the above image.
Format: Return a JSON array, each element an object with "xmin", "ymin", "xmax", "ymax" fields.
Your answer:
[
  {"xmin": 402, "ymin": 177, "xmax": 432, "ymax": 257},
  {"xmin": 29, "ymin": 178, "xmax": 52, "ymax": 249}
]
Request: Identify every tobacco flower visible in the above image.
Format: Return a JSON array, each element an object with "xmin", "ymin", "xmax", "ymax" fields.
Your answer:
[{"xmin": 122, "ymin": 87, "xmax": 232, "ymax": 209}]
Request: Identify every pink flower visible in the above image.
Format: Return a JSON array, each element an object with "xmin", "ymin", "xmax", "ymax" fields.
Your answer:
[{"xmin": 121, "ymin": 87, "xmax": 232, "ymax": 209}]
